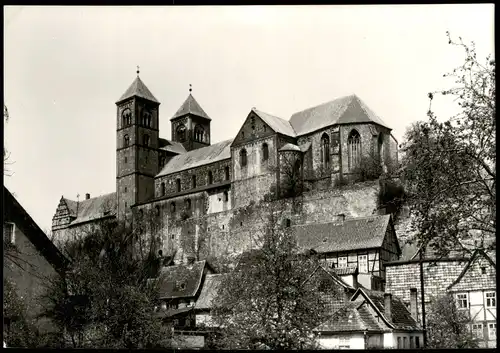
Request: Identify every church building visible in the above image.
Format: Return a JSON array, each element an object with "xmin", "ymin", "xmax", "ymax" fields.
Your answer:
[{"xmin": 52, "ymin": 71, "xmax": 399, "ymax": 265}]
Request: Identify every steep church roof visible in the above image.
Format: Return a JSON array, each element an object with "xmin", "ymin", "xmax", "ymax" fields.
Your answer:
[
  {"xmin": 116, "ymin": 76, "xmax": 159, "ymax": 104},
  {"xmin": 252, "ymin": 108, "xmax": 296, "ymax": 137},
  {"xmin": 157, "ymin": 139, "xmax": 232, "ymax": 177},
  {"xmin": 171, "ymin": 94, "xmax": 211, "ymax": 121},
  {"xmin": 289, "ymin": 94, "xmax": 389, "ymax": 135}
]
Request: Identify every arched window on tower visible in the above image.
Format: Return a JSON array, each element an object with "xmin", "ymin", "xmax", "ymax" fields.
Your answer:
[
  {"xmin": 177, "ymin": 125, "xmax": 186, "ymax": 142},
  {"xmin": 262, "ymin": 143, "xmax": 269, "ymax": 162},
  {"xmin": 122, "ymin": 108, "xmax": 131, "ymax": 127},
  {"xmin": 176, "ymin": 179, "xmax": 181, "ymax": 192},
  {"xmin": 208, "ymin": 171, "xmax": 213, "ymax": 184},
  {"xmin": 348, "ymin": 129, "xmax": 362, "ymax": 171},
  {"xmin": 161, "ymin": 182, "xmax": 166, "ymax": 196},
  {"xmin": 194, "ymin": 125, "xmax": 204, "ymax": 143},
  {"xmin": 143, "ymin": 134, "xmax": 150, "ymax": 147},
  {"xmin": 321, "ymin": 133, "xmax": 330, "ymax": 170},
  {"xmin": 240, "ymin": 149, "xmax": 247, "ymax": 167},
  {"xmin": 142, "ymin": 111, "xmax": 152, "ymax": 128},
  {"xmin": 124, "ymin": 134, "xmax": 130, "ymax": 147}
]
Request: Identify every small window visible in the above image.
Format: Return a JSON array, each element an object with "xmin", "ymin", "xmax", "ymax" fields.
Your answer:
[
  {"xmin": 171, "ymin": 202, "xmax": 176, "ymax": 213},
  {"xmin": 155, "ymin": 205, "xmax": 160, "ymax": 216},
  {"xmin": 223, "ymin": 191, "xmax": 229, "ymax": 202},
  {"xmin": 124, "ymin": 186, "xmax": 127, "ymax": 192},
  {"xmin": 410, "ymin": 336, "xmax": 414, "ymax": 349},
  {"xmin": 185, "ymin": 199, "xmax": 191, "ymax": 210},
  {"xmin": 358, "ymin": 254, "xmax": 368, "ymax": 273},
  {"xmin": 171, "ymin": 234, "xmax": 175, "ymax": 240},
  {"xmin": 262, "ymin": 143, "xmax": 269, "ymax": 162},
  {"xmin": 486, "ymin": 292, "xmax": 496, "ymax": 308},
  {"xmin": 177, "ymin": 125, "xmax": 186, "ymax": 142},
  {"xmin": 338, "ymin": 256, "xmax": 347, "ymax": 268},
  {"xmin": 481, "ymin": 267, "xmax": 487, "ymax": 274},
  {"xmin": 176, "ymin": 179, "xmax": 181, "ymax": 192},
  {"xmin": 4, "ymin": 222, "xmax": 15, "ymax": 244},
  {"xmin": 241, "ymin": 131, "xmax": 245, "ymax": 139},
  {"xmin": 124, "ymin": 134, "xmax": 130, "ymax": 147},
  {"xmin": 240, "ymin": 149, "xmax": 247, "ymax": 167},
  {"xmin": 192, "ymin": 175, "xmax": 197, "ymax": 188},
  {"xmin": 161, "ymin": 182, "xmax": 166, "ymax": 196},
  {"xmin": 285, "ymin": 219, "xmax": 291, "ymax": 227},
  {"xmin": 208, "ymin": 171, "xmax": 213, "ymax": 184},
  {"xmin": 488, "ymin": 323, "xmax": 496, "ymax": 339},
  {"xmin": 415, "ymin": 336, "xmax": 420, "ymax": 348},
  {"xmin": 263, "ymin": 125, "xmax": 266, "ymax": 132},
  {"xmin": 225, "ymin": 166, "xmax": 230, "ymax": 180},
  {"xmin": 143, "ymin": 134, "xmax": 150, "ymax": 147},
  {"xmin": 456, "ymin": 293, "xmax": 469, "ymax": 309},
  {"xmin": 472, "ymin": 323, "xmax": 483, "ymax": 339},
  {"xmin": 125, "ymin": 201, "xmax": 127, "ymax": 208},
  {"xmin": 124, "ymin": 156, "xmax": 128, "ymax": 163}
]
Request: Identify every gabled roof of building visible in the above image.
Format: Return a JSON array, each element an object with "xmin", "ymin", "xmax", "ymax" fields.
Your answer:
[
  {"xmin": 252, "ymin": 108, "xmax": 296, "ymax": 137},
  {"xmin": 171, "ymin": 94, "xmax": 211, "ymax": 121},
  {"xmin": 64, "ymin": 192, "xmax": 117, "ymax": 226},
  {"xmin": 446, "ymin": 249, "xmax": 496, "ymax": 291},
  {"xmin": 158, "ymin": 138, "xmax": 187, "ymax": 154},
  {"xmin": 315, "ymin": 301, "xmax": 387, "ymax": 333},
  {"xmin": 157, "ymin": 139, "xmax": 232, "ymax": 177},
  {"xmin": 353, "ymin": 288, "xmax": 421, "ymax": 331},
  {"xmin": 289, "ymin": 94, "xmax": 390, "ymax": 136},
  {"xmin": 293, "ymin": 214, "xmax": 392, "ymax": 254},
  {"xmin": 116, "ymin": 76, "xmax": 159, "ymax": 104},
  {"xmin": 4, "ymin": 187, "xmax": 69, "ymax": 274},
  {"xmin": 195, "ymin": 273, "xmax": 230, "ymax": 310},
  {"xmin": 157, "ymin": 260, "xmax": 208, "ymax": 300}
]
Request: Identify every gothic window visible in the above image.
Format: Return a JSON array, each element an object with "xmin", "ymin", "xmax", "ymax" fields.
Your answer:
[
  {"xmin": 377, "ymin": 133, "xmax": 384, "ymax": 163},
  {"xmin": 320, "ymin": 133, "xmax": 330, "ymax": 170},
  {"xmin": 122, "ymin": 108, "xmax": 132, "ymax": 127},
  {"xmin": 194, "ymin": 125, "xmax": 204, "ymax": 143},
  {"xmin": 240, "ymin": 149, "xmax": 247, "ymax": 167},
  {"xmin": 348, "ymin": 129, "xmax": 361, "ymax": 171},
  {"xmin": 208, "ymin": 171, "xmax": 213, "ymax": 184},
  {"xmin": 143, "ymin": 134, "xmax": 150, "ymax": 147},
  {"xmin": 124, "ymin": 134, "xmax": 130, "ymax": 147},
  {"xmin": 262, "ymin": 143, "xmax": 269, "ymax": 162},
  {"xmin": 225, "ymin": 166, "xmax": 230, "ymax": 180},
  {"xmin": 177, "ymin": 125, "xmax": 186, "ymax": 142},
  {"xmin": 192, "ymin": 175, "xmax": 197, "ymax": 188},
  {"xmin": 176, "ymin": 179, "xmax": 181, "ymax": 192},
  {"xmin": 161, "ymin": 182, "xmax": 166, "ymax": 196}
]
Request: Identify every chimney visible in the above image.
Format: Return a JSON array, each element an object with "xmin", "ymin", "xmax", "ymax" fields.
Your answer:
[
  {"xmin": 85, "ymin": 193, "xmax": 90, "ymax": 200},
  {"xmin": 410, "ymin": 288, "xmax": 418, "ymax": 322},
  {"xmin": 384, "ymin": 293, "xmax": 392, "ymax": 321}
]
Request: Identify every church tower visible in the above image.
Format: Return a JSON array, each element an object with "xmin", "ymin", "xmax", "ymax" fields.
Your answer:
[
  {"xmin": 116, "ymin": 69, "xmax": 160, "ymax": 220},
  {"xmin": 170, "ymin": 85, "xmax": 211, "ymax": 151}
]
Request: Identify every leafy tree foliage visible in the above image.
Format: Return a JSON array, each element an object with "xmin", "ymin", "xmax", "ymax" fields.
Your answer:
[
  {"xmin": 401, "ymin": 32, "xmax": 495, "ymax": 257},
  {"xmin": 40, "ymin": 217, "xmax": 171, "ymax": 348},
  {"xmin": 209, "ymin": 201, "xmax": 330, "ymax": 349},
  {"xmin": 426, "ymin": 294, "xmax": 479, "ymax": 349}
]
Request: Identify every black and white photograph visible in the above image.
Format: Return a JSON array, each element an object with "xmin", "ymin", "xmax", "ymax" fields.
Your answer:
[{"xmin": 3, "ymin": 4, "xmax": 495, "ymax": 349}]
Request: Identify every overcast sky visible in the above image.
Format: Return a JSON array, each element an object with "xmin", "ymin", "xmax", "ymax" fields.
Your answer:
[{"xmin": 4, "ymin": 5, "xmax": 494, "ymax": 232}]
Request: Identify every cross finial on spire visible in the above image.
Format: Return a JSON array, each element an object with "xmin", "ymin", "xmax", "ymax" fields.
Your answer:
[
  {"xmin": 136, "ymin": 65, "xmax": 140, "ymax": 76},
  {"xmin": 189, "ymin": 84, "xmax": 192, "ymax": 93}
]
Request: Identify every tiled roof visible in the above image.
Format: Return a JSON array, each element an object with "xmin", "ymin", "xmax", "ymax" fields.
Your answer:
[
  {"xmin": 333, "ymin": 265, "xmax": 358, "ymax": 276},
  {"xmin": 252, "ymin": 108, "xmax": 296, "ymax": 137},
  {"xmin": 171, "ymin": 94, "xmax": 211, "ymax": 120},
  {"xmin": 195, "ymin": 273, "xmax": 230, "ymax": 310},
  {"xmin": 157, "ymin": 139, "xmax": 232, "ymax": 177},
  {"xmin": 316, "ymin": 301, "xmax": 386, "ymax": 333},
  {"xmin": 279, "ymin": 143, "xmax": 302, "ymax": 152},
  {"xmin": 159, "ymin": 139, "xmax": 187, "ymax": 154},
  {"xmin": 116, "ymin": 76, "xmax": 159, "ymax": 104},
  {"xmin": 65, "ymin": 192, "xmax": 117, "ymax": 226},
  {"xmin": 289, "ymin": 94, "xmax": 389, "ymax": 136},
  {"xmin": 157, "ymin": 261, "xmax": 206, "ymax": 300},
  {"xmin": 293, "ymin": 215, "xmax": 391, "ymax": 253},
  {"xmin": 362, "ymin": 289, "xmax": 421, "ymax": 331}
]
